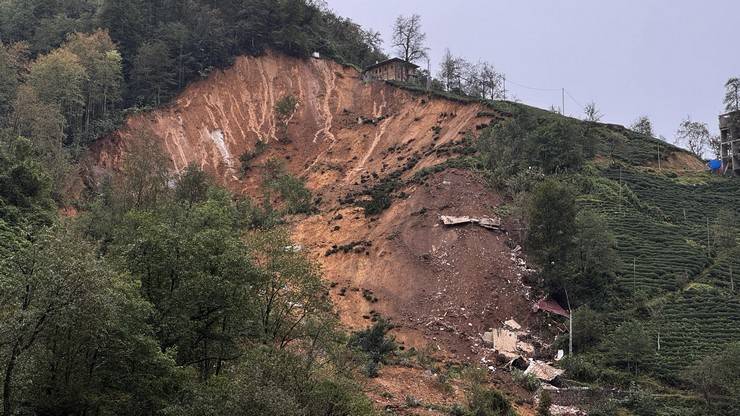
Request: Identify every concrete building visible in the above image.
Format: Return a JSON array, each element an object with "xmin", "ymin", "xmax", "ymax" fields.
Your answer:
[
  {"xmin": 363, "ymin": 58, "xmax": 419, "ymax": 82},
  {"xmin": 719, "ymin": 110, "xmax": 740, "ymax": 175}
]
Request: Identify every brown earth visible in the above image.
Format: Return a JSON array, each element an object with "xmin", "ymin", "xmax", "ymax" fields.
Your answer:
[{"xmin": 82, "ymin": 51, "xmax": 560, "ymax": 413}]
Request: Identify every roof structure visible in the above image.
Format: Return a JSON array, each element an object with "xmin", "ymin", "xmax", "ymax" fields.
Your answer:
[
  {"xmin": 363, "ymin": 57, "xmax": 419, "ymax": 72},
  {"xmin": 533, "ymin": 297, "xmax": 570, "ymax": 318}
]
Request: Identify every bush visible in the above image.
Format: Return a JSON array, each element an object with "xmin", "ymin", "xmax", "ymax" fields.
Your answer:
[
  {"xmin": 262, "ymin": 158, "xmax": 314, "ymax": 215},
  {"xmin": 467, "ymin": 387, "xmax": 517, "ymax": 416},
  {"xmin": 537, "ymin": 390, "xmax": 552, "ymax": 416},
  {"xmin": 359, "ymin": 179, "xmax": 399, "ymax": 216},
  {"xmin": 561, "ymin": 355, "xmax": 600, "ymax": 382},
  {"xmin": 349, "ymin": 319, "xmax": 397, "ymax": 364},
  {"xmin": 512, "ymin": 368, "xmax": 541, "ymax": 392},
  {"xmin": 239, "ymin": 140, "xmax": 267, "ymax": 175}
]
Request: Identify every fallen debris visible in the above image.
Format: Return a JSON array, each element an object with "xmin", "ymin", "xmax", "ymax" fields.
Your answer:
[
  {"xmin": 533, "ymin": 297, "xmax": 570, "ymax": 318},
  {"xmin": 504, "ymin": 319, "xmax": 521, "ymax": 330},
  {"xmin": 482, "ymin": 328, "xmax": 518, "ymax": 353},
  {"xmin": 440, "ymin": 215, "xmax": 502, "ymax": 231},
  {"xmin": 524, "ymin": 360, "xmax": 564, "ymax": 382}
]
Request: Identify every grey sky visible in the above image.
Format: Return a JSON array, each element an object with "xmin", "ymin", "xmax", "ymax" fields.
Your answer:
[{"xmin": 326, "ymin": 0, "xmax": 740, "ymax": 145}]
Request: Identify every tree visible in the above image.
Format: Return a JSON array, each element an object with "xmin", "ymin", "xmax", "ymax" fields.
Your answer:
[
  {"xmin": 606, "ymin": 320, "xmax": 653, "ymax": 376},
  {"xmin": 116, "ymin": 127, "xmax": 171, "ymax": 211},
  {"xmin": 437, "ymin": 49, "xmax": 462, "ymax": 92},
  {"xmin": 724, "ymin": 77, "xmax": 740, "ymax": 112},
  {"xmin": 132, "ymin": 40, "xmax": 176, "ymax": 106},
  {"xmin": 675, "ymin": 117, "xmax": 711, "ymax": 158},
  {"xmin": 571, "ymin": 305, "xmax": 605, "ymax": 351},
  {"xmin": 583, "ymin": 102, "xmax": 602, "ymax": 122},
  {"xmin": 62, "ymin": 30, "xmax": 123, "ymax": 141},
  {"xmin": 527, "ymin": 179, "xmax": 577, "ymax": 292},
  {"xmin": 0, "ymin": 226, "xmax": 180, "ymax": 416},
  {"xmin": 391, "ymin": 14, "xmax": 427, "ymax": 64},
  {"xmin": 478, "ymin": 61, "xmax": 504, "ymax": 100},
  {"xmin": 571, "ymin": 210, "xmax": 617, "ymax": 299},
  {"xmin": 27, "ymin": 48, "xmax": 87, "ymax": 129},
  {"xmin": 274, "ymin": 94, "xmax": 298, "ymax": 141},
  {"xmin": 537, "ymin": 390, "xmax": 552, "ymax": 416},
  {"xmin": 10, "ymin": 85, "xmax": 68, "ymax": 195},
  {"xmin": 529, "ymin": 118, "xmax": 589, "ymax": 173},
  {"xmin": 0, "ymin": 42, "xmax": 21, "ymax": 122},
  {"xmin": 683, "ymin": 342, "xmax": 740, "ymax": 410},
  {"xmin": 631, "ymin": 116, "xmax": 654, "ymax": 137}
]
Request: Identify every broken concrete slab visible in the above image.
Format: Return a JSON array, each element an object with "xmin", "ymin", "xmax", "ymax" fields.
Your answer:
[
  {"xmin": 440, "ymin": 215, "xmax": 502, "ymax": 231},
  {"xmin": 504, "ymin": 319, "xmax": 521, "ymax": 330},
  {"xmin": 482, "ymin": 328, "xmax": 518, "ymax": 353},
  {"xmin": 524, "ymin": 360, "xmax": 564, "ymax": 382}
]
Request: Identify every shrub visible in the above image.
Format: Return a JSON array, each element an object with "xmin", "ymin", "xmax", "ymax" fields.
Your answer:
[
  {"xmin": 261, "ymin": 158, "xmax": 314, "ymax": 215},
  {"xmin": 274, "ymin": 95, "xmax": 298, "ymax": 140},
  {"xmin": 359, "ymin": 179, "xmax": 399, "ymax": 216},
  {"xmin": 512, "ymin": 368, "xmax": 541, "ymax": 392},
  {"xmin": 537, "ymin": 390, "xmax": 552, "ymax": 416},
  {"xmin": 239, "ymin": 140, "xmax": 267, "ymax": 175},
  {"xmin": 467, "ymin": 387, "xmax": 516, "ymax": 416},
  {"xmin": 349, "ymin": 319, "xmax": 397, "ymax": 364},
  {"xmin": 561, "ymin": 355, "xmax": 600, "ymax": 382}
]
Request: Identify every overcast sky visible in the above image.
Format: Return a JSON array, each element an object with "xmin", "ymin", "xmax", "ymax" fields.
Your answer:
[{"xmin": 326, "ymin": 0, "xmax": 740, "ymax": 142}]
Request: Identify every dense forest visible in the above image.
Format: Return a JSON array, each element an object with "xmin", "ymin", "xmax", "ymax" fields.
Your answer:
[{"xmin": 0, "ymin": 1, "xmax": 390, "ymax": 415}]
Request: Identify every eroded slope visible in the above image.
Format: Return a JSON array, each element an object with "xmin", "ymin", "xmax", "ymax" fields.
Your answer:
[{"xmin": 85, "ymin": 52, "xmax": 540, "ymax": 412}]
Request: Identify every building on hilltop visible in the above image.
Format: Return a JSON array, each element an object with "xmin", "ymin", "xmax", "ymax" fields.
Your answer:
[
  {"xmin": 363, "ymin": 58, "xmax": 419, "ymax": 82},
  {"xmin": 719, "ymin": 110, "xmax": 740, "ymax": 175}
]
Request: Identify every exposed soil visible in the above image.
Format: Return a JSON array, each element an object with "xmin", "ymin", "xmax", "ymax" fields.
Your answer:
[{"xmin": 79, "ymin": 51, "xmax": 648, "ymax": 414}]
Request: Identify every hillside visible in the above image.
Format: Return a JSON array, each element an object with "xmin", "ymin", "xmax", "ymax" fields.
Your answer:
[
  {"xmin": 77, "ymin": 51, "xmax": 740, "ymax": 415},
  {"xmin": 84, "ymin": 51, "xmax": 529, "ymax": 360}
]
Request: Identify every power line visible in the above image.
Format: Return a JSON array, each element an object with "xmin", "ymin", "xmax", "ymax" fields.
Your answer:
[
  {"xmin": 505, "ymin": 78, "xmax": 562, "ymax": 92},
  {"xmin": 565, "ymin": 90, "xmax": 585, "ymax": 110}
]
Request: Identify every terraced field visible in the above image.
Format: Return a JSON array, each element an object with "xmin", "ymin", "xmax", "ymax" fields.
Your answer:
[{"xmin": 578, "ymin": 165, "xmax": 740, "ymax": 379}]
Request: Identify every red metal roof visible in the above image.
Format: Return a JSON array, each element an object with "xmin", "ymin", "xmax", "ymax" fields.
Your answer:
[{"xmin": 533, "ymin": 297, "xmax": 570, "ymax": 318}]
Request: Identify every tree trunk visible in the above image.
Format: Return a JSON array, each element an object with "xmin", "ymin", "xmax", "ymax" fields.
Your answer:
[{"xmin": 3, "ymin": 342, "xmax": 21, "ymax": 416}]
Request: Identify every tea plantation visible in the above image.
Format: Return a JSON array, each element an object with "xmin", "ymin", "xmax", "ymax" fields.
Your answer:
[{"xmin": 578, "ymin": 164, "xmax": 740, "ymax": 380}]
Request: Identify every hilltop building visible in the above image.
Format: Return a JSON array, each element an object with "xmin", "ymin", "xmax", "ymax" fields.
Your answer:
[
  {"xmin": 719, "ymin": 110, "xmax": 740, "ymax": 175},
  {"xmin": 363, "ymin": 58, "xmax": 419, "ymax": 82}
]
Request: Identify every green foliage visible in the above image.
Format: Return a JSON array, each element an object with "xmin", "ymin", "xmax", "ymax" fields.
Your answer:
[
  {"xmin": 560, "ymin": 355, "xmax": 601, "ymax": 382},
  {"xmin": 682, "ymin": 342, "xmax": 740, "ymax": 412},
  {"xmin": 164, "ymin": 348, "xmax": 374, "ymax": 416},
  {"xmin": 572, "ymin": 305, "xmax": 606, "ymax": 352},
  {"xmin": 605, "ymin": 320, "xmax": 654, "ymax": 376},
  {"xmin": 537, "ymin": 390, "xmax": 552, "ymax": 416},
  {"xmin": 240, "ymin": 140, "xmax": 268, "ymax": 175},
  {"xmin": 274, "ymin": 95, "xmax": 298, "ymax": 140},
  {"xmin": 466, "ymin": 387, "xmax": 517, "ymax": 416},
  {"xmin": 359, "ymin": 178, "xmax": 400, "ymax": 216},
  {"xmin": 512, "ymin": 368, "xmax": 541, "ymax": 392},
  {"xmin": 527, "ymin": 178, "xmax": 577, "ymax": 293},
  {"xmin": 477, "ymin": 113, "xmax": 594, "ymax": 179},
  {"xmin": 175, "ymin": 162, "xmax": 210, "ymax": 205},
  {"xmin": 0, "ymin": 226, "xmax": 183, "ymax": 415},
  {"xmin": 349, "ymin": 319, "xmax": 397, "ymax": 365},
  {"xmin": 262, "ymin": 158, "xmax": 314, "ymax": 215}
]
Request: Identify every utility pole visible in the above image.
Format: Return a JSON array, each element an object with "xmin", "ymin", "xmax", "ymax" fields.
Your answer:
[
  {"xmin": 564, "ymin": 287, "xmax": 573, "ymax": 356},
  {"xmin": 707, "ymin": 217, "xmax": 711, "ymax": 255},
  {"xmin": 633, "ymin": 258, "xmax": 637, "ymax": 293},
  {"xmin": 562, "ymin": 88, "xmax": 565, "ymax": 116},
  {"xmin": 502, "ymin": 74, "xmax": 506, "ymax": 100},
  {"xmin": 426, "ymin": 56, "xmax": 431, "ymax": 92},
  {"xmin": 618, "ymin": 166, "xmax": 623, "ymax": 213}
]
